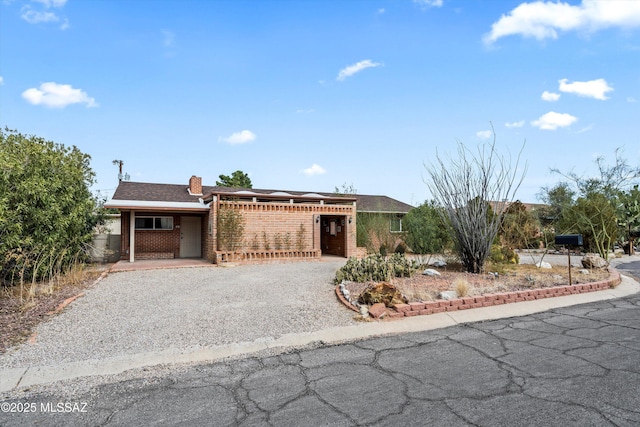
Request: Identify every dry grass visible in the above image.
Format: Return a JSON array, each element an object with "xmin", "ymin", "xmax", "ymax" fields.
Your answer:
[
  {"xmin": 344, "ymin": 263, "xmax": 612, "ymax": 304},
  {"xmin": 0, "ymin": 264, "xmax": 103, "ymax": 353}
]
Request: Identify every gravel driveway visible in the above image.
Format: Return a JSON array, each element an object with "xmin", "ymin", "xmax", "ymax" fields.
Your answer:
[{"xmin": 0, "ymin": 260, "xmax": 356, "ymax": 369}]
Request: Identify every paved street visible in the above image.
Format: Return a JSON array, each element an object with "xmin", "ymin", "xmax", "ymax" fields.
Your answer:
[{"xmin": 3, "ymin": 290, "xmax": 639, "ymax": 426}]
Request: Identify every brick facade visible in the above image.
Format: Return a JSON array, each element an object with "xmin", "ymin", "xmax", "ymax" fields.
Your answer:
[
  {"xmin": 120, "ymin": 212, "xmax": 206, "ymax": 260},
  {"xmin": 208, "ymin": 199, "xmax": 356, "ymax": 263}
]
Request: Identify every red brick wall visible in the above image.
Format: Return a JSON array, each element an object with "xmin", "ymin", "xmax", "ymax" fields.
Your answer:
[
  {"xmin": 209, "ymin": 200, "xmax": 356, "ymax": 258},
  {"xmin": 119, "ymin": 213, "xmax": 205, "ymax": 260}
]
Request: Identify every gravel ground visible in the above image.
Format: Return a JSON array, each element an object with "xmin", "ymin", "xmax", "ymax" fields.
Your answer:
[{"xmin": 0, "ymin": 260, "xmax": 356, "ymax": 369}]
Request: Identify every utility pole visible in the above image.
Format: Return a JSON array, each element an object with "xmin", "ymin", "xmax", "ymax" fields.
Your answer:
[{"xmin": 112, "ymin": 159, "xmax": 124, "ymax": 181}]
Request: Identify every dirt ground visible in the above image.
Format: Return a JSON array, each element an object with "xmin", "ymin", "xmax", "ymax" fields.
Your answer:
[
  {"xmin": 344, "ymin": 263, "xmax": 612, "ymax": 304},
  {"xmin": 0, "ymin": 272, "xmax": 102, "ymax": 353}
]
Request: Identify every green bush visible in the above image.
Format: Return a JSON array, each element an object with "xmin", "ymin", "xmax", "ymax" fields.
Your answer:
[
  {"xmin": 1, "ymin": 128, "xmax": 100, "ymax": 286},
  {"xmin": 489, "ymin": 244, "xmax": 519, "ymax": 265},
  {"xmin": 334, "ymin": 253, "xmax": 418, "ymax": 284}
]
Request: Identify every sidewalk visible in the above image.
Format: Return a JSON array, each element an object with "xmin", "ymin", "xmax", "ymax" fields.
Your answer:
[{"xmin": 2, "ymin": 259, "xmax": 638, "ymax": 394}]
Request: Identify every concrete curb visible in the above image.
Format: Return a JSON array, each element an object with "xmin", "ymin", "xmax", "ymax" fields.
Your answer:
[{"xmin": 1, "ymin": 273, "xmax": 638, "ymax": 393}]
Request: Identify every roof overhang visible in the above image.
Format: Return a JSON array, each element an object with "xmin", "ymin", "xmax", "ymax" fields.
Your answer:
[
  {"xmin": 203, "ymin": 190, "xmax": 357, "ymax": 204},
  {"xmin": 104, "ymin": 200, "xmax": 210, "ymax": 212}
]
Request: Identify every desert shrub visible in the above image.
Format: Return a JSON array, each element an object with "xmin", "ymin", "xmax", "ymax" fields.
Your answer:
[
  {"xmin": 334, "ymin": 253, "xmax": 418, "ymax": 284},
  {"xmin": 489, "ymin": 244, "xmax": 519, "ymax": 265},
  {"xmin": 357, "ymin": 212, "xmax": 398, "ymax": 255},
  {"xmin": 453, "ymin": 278, "xmax": 471, "ymax": 297}
]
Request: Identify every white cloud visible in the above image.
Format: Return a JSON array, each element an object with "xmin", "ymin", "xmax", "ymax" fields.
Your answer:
[
  {"xmin": 505, "ymin": 120, "xmax": 525, "ymax": 128},
  {"xmin": 22, "ymin": 82, "xmax": 97, "ymax": 108},
  {"xmin": 531, "ymin": 111, "xmax": 578, "ymax": 130},
  {"xmin": 413, "ymin": 0, "xmax": 443, "ymax": 8},
  {"xmin": 558, "ymin": 78, "xmax": 613, "ymax": 100},
  {"xmin": 301, "ymin": 164, "xmax": 326, "ymax": 176},
  {"xmin": 219, "ymin": 130, "xmax": 256, "ymax": 145},
  {"xmin": 21, "ymin": 0, "xmax": 68, "ymax": 29},
  {"xmin": 628, "ymin": 97, "xmax": 637, "ymax": 103},
  {"xmin": 0, "ymin": 76, "xmax": 4, "ymax": 85},
  {"xmin": 484, "ymin": 0, "xmax": 640, "ymax": 45},
  {"xmin": 336, "ymin": 59, "xmax": 381, "ymax": 81},
  {"xmin": 376, "ymin": 8, "xmax": 385, "ymax": 15},
  {"xmin": 32, "ymin": 0, "xmax": 67, "ymax": 6},
  {"xmin": 541, "ymin": 91, "xmax": 560, "ymax": 101},
  {"xmin": 21, "ymin": 8, "xmax": 58, "ymax": 23},
  {"xmin": 476, "ymin": 130, "xmax": 492, "ymax": 140}
]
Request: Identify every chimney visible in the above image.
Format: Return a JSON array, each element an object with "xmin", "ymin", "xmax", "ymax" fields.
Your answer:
[{"xmin": 189, "ymin": 175, "xmax": 203, "ymax": 196}]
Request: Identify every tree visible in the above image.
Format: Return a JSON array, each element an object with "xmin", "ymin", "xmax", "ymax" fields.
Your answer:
[
  {"xmin": 0, "ymin": 128, "xmax": 99, "ymax": 285},
  {"xmin": 565, "ymin": 194, "xmax": 618, "ymax": 259},
  {"xmin": 499, "ymin": 201, "xmax": 541, "ymax": 249},
  {"xmin": 616, "ymin": 185, "xmax": 640, "ymax": 255},
  {"xmin": 550, "ymin": 148, "xmax": 640, "ymax": 199},
  {"xmin": 544, "ymin": 148, "xmax": 640, "ymax": 258},
  {"xmin": 537, "ymin": 182, "xmax": 575, "ymax": 229},
  {"xmin": 424, "ymin": 131, "xmax": 526, "ymax": 273},
  {"xmin": 402, "ymin": 200, "xmax": 451, "ymax": 256},
  {"xmin": 216, "ymin": 170, "xmax": 252, "ymax": 188},
  {"xmin": 334, "ymin": 182, "xmax": 357, "ymax": 195}
]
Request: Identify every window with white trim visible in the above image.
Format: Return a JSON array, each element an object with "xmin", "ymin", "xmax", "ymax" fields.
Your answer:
[
  {"xmin": 390, "ymin": 215, "xmax": 403, "ymax": 233},
  {"xmin": 135, "ymin": 216, "xmax": 174, "ymax": 230}
]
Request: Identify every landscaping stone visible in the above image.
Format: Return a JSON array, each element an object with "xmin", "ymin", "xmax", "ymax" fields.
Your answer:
[
  {"xmin": 357, "ymin": 282, "xmax": 407, "ymax": 307},
  {"xmin": 359, "ymin": 305, "xmax": 369, "ymax": 318},
  {"xmin": 422, "ymin": 268, "xmax": 441, "ymax": 276},
  {"xmin": 431, "ymin": 260, "xmax": 447, "ymax": 268},
  {"xmin": 578, "ymin": 269, "xmax": 590, "ymax": 275},
  {"xmin": 536, "ymin": 261, "xmax": 552, "ymax": 269},
  {"xmin": 368, "ymin": 303, "xmax": 387, "ymax": 319},
  {"xmin": 581, "ymin": 255, "xmax": 608, "ymax": 269},
  {"xmin": 439, "ymin": 290, "xmax": 458, "ymax": 300}
]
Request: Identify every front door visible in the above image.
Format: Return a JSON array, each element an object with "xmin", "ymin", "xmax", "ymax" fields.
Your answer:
[
  {"xmin": 180, "ymin": 216, "xmax": 201, "ymax": 258},
  {"xmin": 320, "ymin": 215, "xmax": 346, "ymax": 257}
]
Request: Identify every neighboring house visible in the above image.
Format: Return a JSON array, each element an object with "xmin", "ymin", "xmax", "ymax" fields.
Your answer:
[
  {"xmin": 104, "ymin": 175, "xmax": 413, "ymax": 264},
  {"xmin": 354, "ymin": 194, "xmax": 414, "ymax": 233}
]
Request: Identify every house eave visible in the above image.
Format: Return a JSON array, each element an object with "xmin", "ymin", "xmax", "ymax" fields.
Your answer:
[{"xmin": 104, "ymin": 200, "xmax": 210, "ymax": 212}]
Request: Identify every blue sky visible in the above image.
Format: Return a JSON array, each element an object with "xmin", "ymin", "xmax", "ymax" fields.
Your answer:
[{"xmin": 1, "ymin": 0, "xmax": 639, "ymax": 205}]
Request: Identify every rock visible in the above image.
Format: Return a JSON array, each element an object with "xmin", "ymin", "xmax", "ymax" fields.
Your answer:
[
  {"xmin": 359, "ymin": 305, "xmax": 369, "ymax": 318},
  {"xmin": 422, "ymin": 268, "xmax": 441, "ymax": 276},
  {"xmin": 368, "ymin": 303, "xmax": 387, "ymax": 319},
  {"xmin": 552, "ymin": 275, "xmax": 564, "ymax": 282},
  {"xmin": 357, "ymin": 282, "xmax": 408, "ymax": 307},
  {"xmin": 431, "ymin": 260, "xmax": 447, "ymax": 268},
  {"xmin": 578, "ymin": 269, "xmax": 590, "ymax": 275},
  {"xmin": 439, "ymin": 290, "xmax": 458, "ymax": 300},
  {"xmin": 581, "ymin": 254, "xmax": 609, "ymax": 269},
  {"xmin": 536, "ymin": 261, "xmax": 552, "ymax": 269}
]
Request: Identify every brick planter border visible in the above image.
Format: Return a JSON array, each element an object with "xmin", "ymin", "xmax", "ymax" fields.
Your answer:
[{"xmin": 335, "ymin": 269, "xmax": 622, "ymax": 319}]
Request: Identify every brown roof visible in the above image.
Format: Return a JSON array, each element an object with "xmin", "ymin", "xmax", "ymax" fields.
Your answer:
[
  {"xmin": 109, "ymin": 180, "xmax": 413, "ymax": 213},
  {"xmin": 352, "ymin": 194, "xmax": 414, "ymax": 214}
]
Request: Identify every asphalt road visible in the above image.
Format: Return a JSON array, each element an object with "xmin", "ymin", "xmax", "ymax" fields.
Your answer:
[{"xmin": 3, "ymin": 291, "xmax": 639, "ymax": 426}]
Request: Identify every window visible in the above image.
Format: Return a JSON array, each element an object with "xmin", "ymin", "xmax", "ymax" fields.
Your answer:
[
  {"xmin": 390, "ymin": 215, "xmax": 403, "ymax": 233},
  {"xmin": 135, "ymin": 216, "xmax": 173, "ymax": 230}
]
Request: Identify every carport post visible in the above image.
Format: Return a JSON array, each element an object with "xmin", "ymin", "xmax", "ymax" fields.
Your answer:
[{"xmin": 130, "ymin": 210, "xmax": 135, "ymax": 262}]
